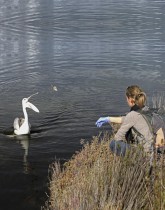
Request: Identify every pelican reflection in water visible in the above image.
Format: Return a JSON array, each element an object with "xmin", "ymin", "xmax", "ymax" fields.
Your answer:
[
  {"xmin": 14, "ymin": 93, "xmax": 39, "ymax": 135},
  {"xmin": 15, "ymin": 134, "xmax": 30, "ymax": 174}
]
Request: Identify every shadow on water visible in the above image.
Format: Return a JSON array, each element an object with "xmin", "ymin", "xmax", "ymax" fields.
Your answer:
[{"xmin": 2, "ymin": 127, "xmax": 43, "ymax": 174}]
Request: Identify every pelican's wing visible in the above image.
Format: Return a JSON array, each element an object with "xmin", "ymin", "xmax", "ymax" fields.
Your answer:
[
  {"xmin": 13, "ymin": 118, "xmax": 20, "ymax": 130},
  {"xmin": 13, "ymin": 117, "xmax": 25, "ymax": 130}
]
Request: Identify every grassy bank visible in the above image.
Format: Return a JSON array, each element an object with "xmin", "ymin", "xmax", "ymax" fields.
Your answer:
[{"xmin": 43, "ymin": 132, "xmax": 165, "ymax": 210}]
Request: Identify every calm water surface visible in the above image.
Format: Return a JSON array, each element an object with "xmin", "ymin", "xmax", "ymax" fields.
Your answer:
[{"xmin": 0, "ymin": 0, "xmax": 165, "ymax": 209}]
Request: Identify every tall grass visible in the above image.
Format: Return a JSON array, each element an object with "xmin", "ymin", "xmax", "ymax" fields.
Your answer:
[
  {"xmin": 42, "ymin": 132, "xmax": 165, "ymax": 210},
  {"xmin": 151, "ymin": 91, "xmax": 165, "ymax": 110}
]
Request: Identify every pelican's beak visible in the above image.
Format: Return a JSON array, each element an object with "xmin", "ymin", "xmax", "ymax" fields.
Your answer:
[{"xmin": 27, "ymin": 102, "xmax": 39, "ymax": 113}]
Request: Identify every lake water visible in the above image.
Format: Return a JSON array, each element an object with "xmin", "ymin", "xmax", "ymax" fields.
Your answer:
[{"xmin": 0, "ymin": 0, "xmax": 165, "ymax": 209}]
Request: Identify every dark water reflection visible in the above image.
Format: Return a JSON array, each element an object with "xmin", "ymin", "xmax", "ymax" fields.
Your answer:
[{"xmin": 0, "ymin": 0, "xmax": 165, "ymax": 209}]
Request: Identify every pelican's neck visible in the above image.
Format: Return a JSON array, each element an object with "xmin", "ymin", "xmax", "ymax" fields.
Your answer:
[{"xmin": 23, "ymin": 105, "xmax": 28, "ymax": 122}]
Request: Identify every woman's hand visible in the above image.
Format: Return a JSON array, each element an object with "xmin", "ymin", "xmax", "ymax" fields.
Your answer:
[{"xmin": 95, "ymin": 117, "xmax": 110, "ymax": 127}]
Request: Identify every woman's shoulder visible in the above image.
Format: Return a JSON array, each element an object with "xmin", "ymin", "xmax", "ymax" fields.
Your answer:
[
  {"xmin": 123, "ymin": 111, "xmax": 141, "ymax": 123},
  {"xmin": 126, "ymin": 110, "xmax": 141, "ymax": 117}
]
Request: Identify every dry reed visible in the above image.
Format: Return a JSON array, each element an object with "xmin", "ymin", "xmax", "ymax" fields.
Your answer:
[{"xmin": 42, "ymin": 132, "xmax": 165, "ymax": 210}]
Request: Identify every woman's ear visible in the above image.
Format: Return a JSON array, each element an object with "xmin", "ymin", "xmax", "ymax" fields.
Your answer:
[{"xmin": 131, "ymin": 99, "xmax": 134, "ymax": 104}]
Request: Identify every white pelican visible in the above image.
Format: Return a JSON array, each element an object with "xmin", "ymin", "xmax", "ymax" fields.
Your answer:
[{"xmin": 14, "ymin": 93, "xmax": 39, "ymax": 135}]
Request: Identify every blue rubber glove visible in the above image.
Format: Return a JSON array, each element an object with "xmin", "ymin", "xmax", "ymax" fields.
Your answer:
[{"xmin": 95, "ymin": 117, "xmax": 110, "ymax": 127}]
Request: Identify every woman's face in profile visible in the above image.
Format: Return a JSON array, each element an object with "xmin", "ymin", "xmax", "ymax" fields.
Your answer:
[{"xmin": 126, "ymin": 96, "xmax": 135, "ymax": 107}]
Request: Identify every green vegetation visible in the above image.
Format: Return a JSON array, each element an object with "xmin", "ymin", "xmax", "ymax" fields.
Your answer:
[{"xmin": 43, "ymin": 132, "xmax": 165, "ymax": 210}]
